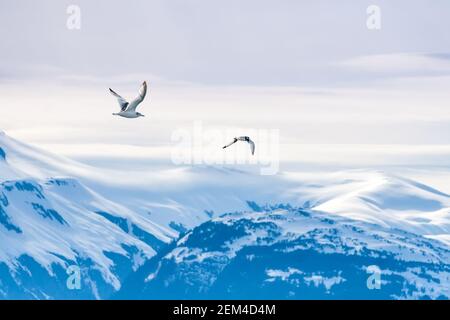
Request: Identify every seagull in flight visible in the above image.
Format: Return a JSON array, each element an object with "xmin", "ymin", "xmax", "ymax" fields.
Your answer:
[
  {"xmin": 223, "ymin": 136, "xmax": 255, "ymax": 155},
  {"xmin": 110, "ymin": 81, "xmax": 148, "ymax": 118}
]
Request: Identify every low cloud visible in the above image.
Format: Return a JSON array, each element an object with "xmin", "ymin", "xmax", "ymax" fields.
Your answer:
[{"xmin": 339, "ymin": 53, "xmax": 450, "ymax": 76}]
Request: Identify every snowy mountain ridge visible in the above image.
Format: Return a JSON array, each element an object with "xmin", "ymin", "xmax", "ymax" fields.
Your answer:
[
  {"xmin": 119, "ymin": 205, "xmax": 450, "ymax": 299},
  {"xmin": 0, "ymin": 131, "xmax": 449, "ymax": 299}
]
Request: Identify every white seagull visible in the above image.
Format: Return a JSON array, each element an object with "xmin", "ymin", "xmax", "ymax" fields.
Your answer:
[
  {"xmin": 223, "ymin": 136, "xmax": 255, "ymax": 155},
  {"xmin": 110, "ymin": 81, "xmax": 148, "ymax": 118}
]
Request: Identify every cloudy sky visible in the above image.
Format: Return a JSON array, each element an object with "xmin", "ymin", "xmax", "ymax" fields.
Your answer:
[{"xmin": 1, "ymin": 0, "xmax": 450, "ymax": 170}]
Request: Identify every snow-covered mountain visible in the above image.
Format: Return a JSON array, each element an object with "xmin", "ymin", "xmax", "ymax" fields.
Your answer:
[
  {"xmin": 288, "ymin": 170, "xmax": 450, "ymax": 241},
  {"xmin": 118, "ymin": 205, "xmax": 450, "ymax": 299},
  {"xmin": 0, "ymin": 133, "xmax": 173, "ymax": 299},
  {"xmin": 0, "ymin": 132, "xmax": 307, "ymax": 299},
  {"xmin": 1, "ymin": 131, "xmax": 449, "ymax": 299}
]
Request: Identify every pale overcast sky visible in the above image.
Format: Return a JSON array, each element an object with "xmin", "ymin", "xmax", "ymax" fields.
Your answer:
[
  {"xmin": 1, "ymin": 1, "xmax": 450, "ymax": 168},
  {"xmin": 2, "ymin": 0, "xmax": 450, "ymax": 85}
]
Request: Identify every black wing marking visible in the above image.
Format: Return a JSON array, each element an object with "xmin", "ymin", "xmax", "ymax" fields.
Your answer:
[{"xmin": 109, "ymin": 88, "xmax": 129, "ymax": 111}]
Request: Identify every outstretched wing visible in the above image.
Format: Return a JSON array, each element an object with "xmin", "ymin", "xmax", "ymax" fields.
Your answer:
[
  {"xmin": 223, "ymin": 138, "xmax": 238, "ymax": 149},
  {"xmin": 109, "ymin": 88, "xmax": 129, "ymax": 111},
  {"xmin": 126, "ymin": 81, "xmax": 148, "ymax": 112},
  {"xmin": 248, "ymin": 139, "xmax": 255, "ymax": 155}
]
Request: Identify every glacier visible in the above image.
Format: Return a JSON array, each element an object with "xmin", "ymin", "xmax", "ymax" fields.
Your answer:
[{"xmin": 0, "ymin": 132, "xmax": 449, "ymax": 299}]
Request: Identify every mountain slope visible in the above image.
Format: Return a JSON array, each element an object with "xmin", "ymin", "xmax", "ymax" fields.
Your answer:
[
  {"xmin": 0, "ymin": 176, "xmax": 174, "ymax": 299},
  {"xmin": 286, "ymin": 170, "xmax": 450, "ymax": 239},
  {"xmin": 0, "ymin": 133, "xmax": 174, "ymax": 299},
  {"xmin": 120, "ymin": 205, "xmax": 450, "ymax": 299}
]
